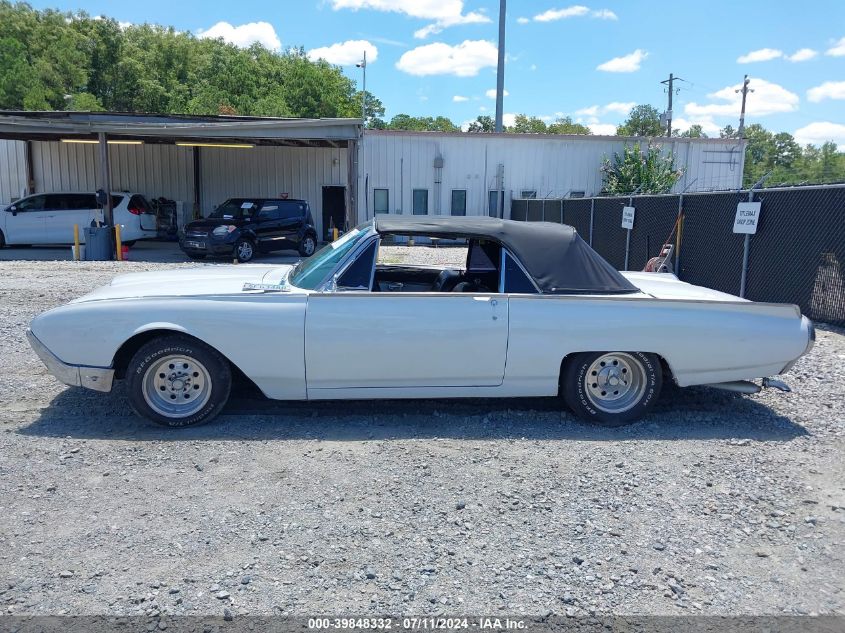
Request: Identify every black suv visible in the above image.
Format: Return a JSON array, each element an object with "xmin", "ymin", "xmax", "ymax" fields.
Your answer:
[{"xmin": 180, "ymin": 198, "xmax": 318, "ymax": 263}]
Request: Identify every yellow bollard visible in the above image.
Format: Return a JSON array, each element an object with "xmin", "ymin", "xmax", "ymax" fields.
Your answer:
[
  {"xmin": 332, "ymin": 227, "xmax": 338, "ymax": 242},
  {"xmin": 114, "ymin": 224, "xmax": 123, "ymax": 261},
  {"xmin": 73, "ymin": 224, "xmax": 80, "ymax": 261}
]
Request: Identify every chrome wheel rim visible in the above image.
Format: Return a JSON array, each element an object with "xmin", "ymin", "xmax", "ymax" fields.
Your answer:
[
  {"xmin": 237, "ymin": 241, "xmax": 253, "ymax": 260},
  {"xmin": 142, "ymin": 354, "xmax": 212, "ymax": 418},
  {"xmin": 584, "ymin": 353, "xmax": 647, "ymax": 414},
  {"xmin": 303, "ymin": 237, "xmax": 315, "ymax": 255}
]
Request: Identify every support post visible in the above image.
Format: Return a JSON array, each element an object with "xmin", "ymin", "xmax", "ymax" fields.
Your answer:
[
  {"xmin": 73, "ymin": 224, "xmax": 80, "ymax": 261},
  {"xmin": 589, "ymin": 198, "xmax": 594, "ymax": 246},
  {"xmin": 347, "ymin": 138, "xmax": 359, "ymax": 229},
  {"xmin": 97, "ymin": 132, "xmax": 114, "ymax": 227},
  {"xmin": 494, "ymin": 0, "xmax": 506, "ymax": 133},
  {"xmin": 739, "ymin": 189, "xmax": 754, "ymax": 298},
  {"xmin": 674, "ymin": 193, "xmax": 684, "ymax": 274},
  {"xmin": 192, "ymin": 146, "xmax": 202, "ymax": 220},
  {"xmin": 624, "ymin": 195, "xmax": 633, "ymax": 270},
  {"xmin": 24, "ymin": 140, "xmax": 35, "ymax": 195}
]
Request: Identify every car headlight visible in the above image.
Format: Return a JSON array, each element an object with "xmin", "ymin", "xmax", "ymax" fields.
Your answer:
[{"xmin": 213, "ymin": 225, "xmax": 237, "ymax": 237}]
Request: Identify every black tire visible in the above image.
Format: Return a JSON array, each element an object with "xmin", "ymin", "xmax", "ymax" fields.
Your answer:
[
  {"xmin": 0, "ymin": 229, "xmax": 5, "ymax": 248},
  {"xmin": 234, "ymin": 238, "xmax": 256, "ymax": 263},
  {"xmin": 298, "ymin": 233, "xmax": 317, "ymax": 257},
  {"xmin": 126, "ymin": 335, "xmax": 232, "ymax": 428},
  {"xmin": 186, "ymin": 253, "xmax": 206, "ymax": 260},
  {"xmin": 562, "ymin": 351, "xmax": 661, "ymax": 426}
]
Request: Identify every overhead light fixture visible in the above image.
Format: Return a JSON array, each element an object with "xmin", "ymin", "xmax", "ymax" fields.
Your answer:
[
  {"xmin": 175, "ymin": 142, "xmax": 254, "ymax": 149},
  {"xmin": 60, "ymin": 139, "xmax": 144, "ymax": 145}
]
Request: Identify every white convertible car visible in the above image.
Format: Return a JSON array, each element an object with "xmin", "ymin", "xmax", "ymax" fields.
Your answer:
[{"xmin": 28, "ymin": 216, "xmax": 815, "ymax": 428}]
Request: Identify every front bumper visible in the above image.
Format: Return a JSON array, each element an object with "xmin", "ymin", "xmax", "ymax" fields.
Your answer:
[
  {"xmin": 26, "ymin": 329, "xmax": 114, "ymax": 393},
  {"xmin": 179, "ymin": 238, "xmax": 234, "ymax": 256}
]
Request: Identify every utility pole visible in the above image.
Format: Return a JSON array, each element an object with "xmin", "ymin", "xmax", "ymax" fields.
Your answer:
[
  {"xmin": 494, "ymin": 0, "xmax": 506, "ymax": 133},
  {"xmin": 356, "ymin": 50, "xmax": 367, "ymax": 129},
  {"xmin": 660, "ymin": 73, "xmax": 683, "ymax": 137},
  {"xmin": 736, "ymin": 75, "xmax": 753, "ymax": 138}
]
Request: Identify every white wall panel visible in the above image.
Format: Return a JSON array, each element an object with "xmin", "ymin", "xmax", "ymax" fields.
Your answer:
[
  {"xmin": 0, "ymin": 140, "xmax": 27, "ymax": 205},
  {"xmin": 359, "ymin": 132, "xmax": 744, "ymax": 223}
]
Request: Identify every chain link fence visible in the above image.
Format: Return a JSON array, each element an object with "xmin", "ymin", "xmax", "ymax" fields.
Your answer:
[{"xmin": 510, "ymin": 185, "xmax": 845, "ymax": 326}]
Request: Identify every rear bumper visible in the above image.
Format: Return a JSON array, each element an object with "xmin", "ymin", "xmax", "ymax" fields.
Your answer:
[{"xmin": 26, "ymin": 329, "xmax": 114, "ymax": 392}]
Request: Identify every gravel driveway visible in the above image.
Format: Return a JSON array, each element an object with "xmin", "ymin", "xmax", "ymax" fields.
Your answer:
[{"xmin": 0, "ymin": 256, "xmax": 843, "ymax": 618}]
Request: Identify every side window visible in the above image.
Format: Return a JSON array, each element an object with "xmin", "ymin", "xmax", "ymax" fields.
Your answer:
[
  {"xmin": 128, "ymin": 195, "xmax": 151, "ymax": 212},
  {"xmin": 412, "ymin": 189, "xmax": 428, "ymax": 215},
  {"xmin": 44, "ymin": 194, "xmax": 69, "ymax": 210},
  {"xmin": 373, "ymin": 189, "xmax": 389, "ymax": 214},
  {"xmin": 450, "ymin": 190, "xmax": 466, "ymax": 216},
  {"xmin": 259, "ymin": 203, "xmax": 282, "ymax": 221},
  {"xmin": 337, "ymin": 240, "xmax": 377, "ymax": 290},
  {"xmin": 15, "ymin": 195, "xmax": 47, "ymax": 211},
  {"xmin": 279, "ymin": 201, "xmax": 304, "ymax": 220},
  {"xmin": 503, "ymin": 251, "xmax": 538, "ymax": 293},
  {"xmin": 520, "ymin": 190, "xmax": 537, "ymax": 199}
]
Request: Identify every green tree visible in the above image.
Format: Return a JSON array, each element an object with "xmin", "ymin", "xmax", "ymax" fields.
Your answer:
[
  {"xmin": 547, "ymin": 116, "xmax": 591, "ymax": 135},
  {"xmin": 508, "ymin": 114, "xmax": 547, "ymax": 134},
  {"xmin": 466, "ymin": 115, "xmax": 494, "ymax": 133},
  {"xmin": 386, "ymin": 114, "xmax": 459, "ymax": 132},
  {"xmin": 616, "ymin": 105, "xmax": 663, "ymax": 137},
  {"xmin": 601, "ymin": 143, "xmax": 684, "ymax": 195},
  {"xmin": 679, "ymin": 124, "xmax": 707, "ymax": 138}
]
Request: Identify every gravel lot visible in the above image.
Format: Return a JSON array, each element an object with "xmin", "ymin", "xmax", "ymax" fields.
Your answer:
[{"xmin": 0, "ymin": 253, "xmax": 843, "ymax": 618}]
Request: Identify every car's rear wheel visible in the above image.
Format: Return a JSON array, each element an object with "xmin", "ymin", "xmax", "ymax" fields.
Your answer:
[
  {"xmin": 562, "ymin": 351, "xmax": 661, "ymax": 426},
  {"xmin": 234, "ymin": 238, "xmax": 255, "ymax": 263},
  {"xmin": 126, "ymin": 335, "xmax": 231, "ymax": 428},
  {"xmin": 0, "ymin": 229, "xmax": 5, "ymax": 248},
  {"xmin": 298, "ymin": 234, "xmax": 317, "ymax": 257}
]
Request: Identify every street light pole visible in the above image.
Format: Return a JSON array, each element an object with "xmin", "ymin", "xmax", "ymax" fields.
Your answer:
[
  {"xmin": 357, "ymin": 51, "xmax": 367, "ymax": 129},
  {"xmin": 494, "ymin": 0, "xmax": 506, "ymax": 133}
]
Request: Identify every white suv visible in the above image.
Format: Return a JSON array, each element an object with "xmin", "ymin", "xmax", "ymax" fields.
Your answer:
[{"xmin": 0, "ymin": 192, "xmax": 158, "ymax": 247}]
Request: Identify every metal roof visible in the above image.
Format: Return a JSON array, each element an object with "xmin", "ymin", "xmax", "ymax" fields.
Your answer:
[{"xmin": 0, "ymin": 111, "xmax": 362, "ymax": 147}]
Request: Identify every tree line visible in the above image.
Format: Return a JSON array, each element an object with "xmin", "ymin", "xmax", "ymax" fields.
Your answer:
[{"xmin": 0, "ymin": 2, "xmax": 842, "ymax": 187}]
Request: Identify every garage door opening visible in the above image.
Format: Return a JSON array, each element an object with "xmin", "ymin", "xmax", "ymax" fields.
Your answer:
[{"xmin": 322, "ymin": 186, "xmax": 346, "ymax": 240}]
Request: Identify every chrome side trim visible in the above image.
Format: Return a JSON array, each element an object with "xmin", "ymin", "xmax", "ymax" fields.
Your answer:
[{"xmin": 26, "ymin": 329, "xmax": 114, "ymax": 393}]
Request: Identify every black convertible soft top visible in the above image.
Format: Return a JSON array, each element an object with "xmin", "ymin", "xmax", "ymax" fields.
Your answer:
[{"xmin": 373, "ymin": 216, "xmax": 638, "ymax": 295}]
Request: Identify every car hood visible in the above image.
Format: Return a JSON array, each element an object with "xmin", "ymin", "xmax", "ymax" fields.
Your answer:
[
  {"xmin": 70, "ymin": 265, "xmax": 296, "ymax": 303},
  {"xmin": 621, "ymin": 272, "xmax": 748, "ymax": 302}
]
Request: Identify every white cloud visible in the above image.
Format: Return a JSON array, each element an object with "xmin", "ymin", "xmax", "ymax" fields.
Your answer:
[
  {"xmin": 453, "ymin": 95, "xmax": 470, "ymax": 102},
  {"xmin": 396, "ymin": 40, "xmax": 497, "ymax": 77},
  {"xmin": 196, "ymin": 21, "xmax": 281, "ymax": 50},
  {"xmin": 330, "ymin": 0, "xmax": 489, "ymax": 39},
  {"xmin": 575, "ymin": 102, "xmax": 634, "ymax": 117},
  {"xmin": 516, "ymin": 16, "xmax": 529, "ymax": 24},
  {"xmin": 736, "ymin": 48, "xmax": 782, "ymax": 63},
  {"xmin": 591, "ymin": 9, "xmax": 617, "ymax": 19},
  {"xmin": 685, "ymin": 78, "xmax": 799, "ymax": 117},
  {"xmin": 826, "ymin": 36, "xmax": 845, "ymax": 57},
  {"xmin": 529, "ymin": 63, "xmax": 538, "ymax": 71},
  {"xmin": 502, "ymin": 113, "xmax": 517, "ymax": 128},
  {"xmin": 534, "ymin": 5, "xmax": 590, "ymax": 21},
  {"xmin": 787, "ymin": 48, "xmax": 818, "ymax": 62},
  {"xmin": 485, "ymin": 88, "xmax": 510, "ymax": 98},
  {"xmin": 590, "ymin": 123, "xmax": 618, "ymax": 135},
  {"xmin": 794, "ymin": 121, "xmax": 845, "ymax": 145},
  {"xmin": 307, "ymin": 40, "xmax": 378, "ymax": 65},
  {"xmin": 807, "ymin": 81, "xmax": 845, "ymax": 102},
  {"xmin": 604, "ymin": 101, "xmax": 636, "ymax": 114},
  {"xmin": 671, "ymin": 116, "xmax": 721, "ymax": 136},
  {"xmin": 596, "ymin": 49, "xmax": 647, "ymax": 72}
]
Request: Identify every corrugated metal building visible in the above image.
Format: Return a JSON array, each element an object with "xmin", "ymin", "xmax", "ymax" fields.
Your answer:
[
  {"xmin": 359, "ymin": 130, "xmax": 745, "ymax": 221},
  {"xmin": 0, "ymin": 119, "xmax": 744, "ymax": 240}
]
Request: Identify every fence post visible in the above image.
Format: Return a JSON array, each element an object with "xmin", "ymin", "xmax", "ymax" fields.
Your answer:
[
  {"xmin": 589, "ymin": 198, "xmax": 595, "ymax": 246},
  {"xmin": 675, "ymin": 193, "xmax": 683, "ymax": 275},
  {"xmin": 624, "ymin": 195, "xmax": 633, "ymax": 270},
  {"xmin": 739, "ymin": 189, "xmax": 753, "ymax": 298}
]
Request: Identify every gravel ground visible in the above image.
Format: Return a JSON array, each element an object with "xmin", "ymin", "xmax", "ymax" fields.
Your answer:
[{"xmin": 0, "ymin": 256, "xmax": 843, "ymax": 619}]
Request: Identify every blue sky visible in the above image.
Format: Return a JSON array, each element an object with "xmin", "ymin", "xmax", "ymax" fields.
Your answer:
[{"xmin": 30, "ymin": 0, "xmax": 845, "ymax": 144}]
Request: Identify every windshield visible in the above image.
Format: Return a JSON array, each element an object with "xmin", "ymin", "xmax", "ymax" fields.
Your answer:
[
  {"xmin": 289, "ymin": 224, "xmax": 371, "ymax": 290},
  {"xmin": 208, "ymin": 199, "xmax": 260, "ymax": 220}
]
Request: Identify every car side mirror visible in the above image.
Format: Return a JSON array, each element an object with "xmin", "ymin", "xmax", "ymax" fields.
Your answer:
[
  {"xmin": 8, "ymin": 206, "xmax": 17, "ymax": 216},
  {"xmin": 328, "ymin": 273, "xmax": 339, "ymax": 293}
]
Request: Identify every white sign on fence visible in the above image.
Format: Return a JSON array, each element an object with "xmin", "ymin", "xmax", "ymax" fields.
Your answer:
[
  {"xmin": 621, "ymin": 206, "xmax": 636, "ymax": 230},
  {"xmin": 733, "ymin": 201, "xmax": 762, "ymax": 234}
]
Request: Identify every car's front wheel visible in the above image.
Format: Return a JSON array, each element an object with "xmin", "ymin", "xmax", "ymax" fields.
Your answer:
[
  {"xmin": 126, "ymin": 335, "xmax": 232, "ymax": 427},
  {"xmin": 562, "ymin": 351, "xmax": 661, "ymax": 426},
  {"xmin": 234, "ymin": 238, "xmax": 255, "ymax": 263}
]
